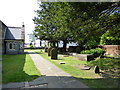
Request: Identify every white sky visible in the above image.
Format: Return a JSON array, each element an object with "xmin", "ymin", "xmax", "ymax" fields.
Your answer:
[{"xmin": 0, "ymin": 0, "xmax": 39, "ymax": 43}]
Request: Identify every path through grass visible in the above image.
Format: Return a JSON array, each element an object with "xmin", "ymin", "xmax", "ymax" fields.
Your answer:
[{"xmin": 31, "ymin": 49, "xmax": 119, "ymax": 88}]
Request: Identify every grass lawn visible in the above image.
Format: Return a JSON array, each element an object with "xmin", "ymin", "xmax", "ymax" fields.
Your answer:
[
  {"xmin": 0, "ymin": 60, "xmax": 2, "ymax": 84},
  {"xmin": 2, "ymin": 53, "xmax": 41, "ymax": 84},
  {"xmin": 28, "ymin": 49, "xmax": 119, "ymax": 88},
  {"xmin": 25, "ymin": 49, "xmax": 43, "ymax": 52}
]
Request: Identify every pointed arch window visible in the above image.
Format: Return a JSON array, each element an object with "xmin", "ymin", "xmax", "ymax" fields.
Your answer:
[
  {"xmin": 9, "ymin": 43, "xmax": 12, "ymax": 49},
  {"xmin": 9, "ymin": 43, "xmax": 16, "ymax": 50}
]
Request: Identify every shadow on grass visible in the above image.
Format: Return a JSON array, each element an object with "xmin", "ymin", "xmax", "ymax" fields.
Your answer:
[
  {"xmin": 76, "ymin": 77, "xmax": 120, "ymax": 88},
  {"xmin": 25, "ymin": 52, "xmax": 43, "ymax": 54},
  {"xmin": 25, "ymin": 51, "xmax": 44, "ymax": 55},
  {"xmin": 2, "ymin": 53, "xmax": 40, "ymax": 84}
]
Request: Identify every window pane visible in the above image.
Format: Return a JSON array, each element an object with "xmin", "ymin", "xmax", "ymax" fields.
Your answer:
[{"xmin": 9, "ymin": 43, "xmax": 12, "ymax": 49}]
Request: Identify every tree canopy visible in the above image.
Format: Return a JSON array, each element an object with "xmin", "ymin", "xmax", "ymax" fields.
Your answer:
[{"xmin": 33, "ymin": 2, "xmax": 120, "ymax": 50}]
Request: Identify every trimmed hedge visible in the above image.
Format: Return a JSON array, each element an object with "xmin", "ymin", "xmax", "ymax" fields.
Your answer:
[{"xmin": 80, "ymin": 48, "xmax": 105, "ymax": 57}]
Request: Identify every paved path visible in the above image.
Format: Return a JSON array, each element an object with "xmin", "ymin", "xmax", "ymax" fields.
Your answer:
[
  {"xmin": 3, "ymin": 51, "xmax": 90, "ymax": 89},
  {"xmin": 28, "ymin": 51, "xmax": 89, "ymax": 88}
]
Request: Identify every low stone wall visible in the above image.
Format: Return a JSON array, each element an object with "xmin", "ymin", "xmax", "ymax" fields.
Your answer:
[
  {"xmin": 58, "ymin": 48, "xmax": 64, "ymax": 52},
  {"xmin": 98, "ymin": 45, "xmax": 120, "ymax": 56},
  {"xmin": 68, "ymin": 46, "xmax": 79, "ymax": 52},
  {"xmin": 74, "ymin": 54, "xmax": 94, "ymax": 61}
]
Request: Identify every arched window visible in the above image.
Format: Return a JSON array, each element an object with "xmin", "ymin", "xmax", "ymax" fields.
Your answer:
[
  {"xmin": 9, "ymin": 43, "xmax": 12, "ymax": 49},
  {"xmin": 9, "ymin": 43, "xmax": 16, "ymax": 50}
]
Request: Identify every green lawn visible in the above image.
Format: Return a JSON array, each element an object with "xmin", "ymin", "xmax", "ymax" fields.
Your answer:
[
  {"xmin": 0, "ymin": 61, "xmax": 2, "ymax": 84},
  {"xmin": 25, "ymin": 49, "xmax": 43, "ymax": 52},
  {"xmin": 30, "ymin": 49, "xmax": 119, "ymax": 88},
  {"xmin": 2, "ymin": 54, "xmax": 41, "ymax": 84}
]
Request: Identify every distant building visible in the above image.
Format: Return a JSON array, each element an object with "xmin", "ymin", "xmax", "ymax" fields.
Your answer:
[
  {"xmin": 27, "ymin": 34, "xmax": 45, "ymax": 48},
  {"xmin": 0, "ymin": 20, "xmax": 25, "ymax": 54}
]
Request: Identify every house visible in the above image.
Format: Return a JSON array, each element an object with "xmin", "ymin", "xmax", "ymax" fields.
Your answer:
[{"xmin": 0, "ymin": 20, "xmax": 25, "ymax": 54}]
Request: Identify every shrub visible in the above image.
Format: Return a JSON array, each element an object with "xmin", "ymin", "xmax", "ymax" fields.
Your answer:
[
  {"xmin": 30, "ymin": 44, "xmax": 33, "ymax": 49},
  {"xmin": 76, "ymin": 47, "xmax": 81, "ymax": 53},
  {"xmin": 87, "ymin": 58, "xmax": 120, "ymax": 70},
  {"xmin": 81, "ymin": 48, "xmax": 105, "ymax": 57}
]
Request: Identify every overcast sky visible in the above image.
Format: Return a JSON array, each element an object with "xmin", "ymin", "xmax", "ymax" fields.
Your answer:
[{"xmin": 0, "ymin": 0, "xmax": 39, "ymax": 42}]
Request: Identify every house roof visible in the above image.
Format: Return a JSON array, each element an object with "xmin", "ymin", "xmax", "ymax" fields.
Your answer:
[
  {"xmin": 5, "ymin": 27, "xmax": 23, "ymax": 40},
  {"xmin": 0, "ymin": 20, "xmax": 7, "ymax": 27}
]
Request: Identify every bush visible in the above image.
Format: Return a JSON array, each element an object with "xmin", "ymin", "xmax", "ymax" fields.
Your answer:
[
  {"xmin": 30, "ymin": 44, "xmax": 33, "ymax": 49},
  {"xmin": 86, "ymin": 58, "xmax": 120, "ymax": 70},
  {"xmin": 81, "ymin": 48, "xmax": 105, "ymax": 57},
  {"xmin": 76, "ymin": 47, "xmax": 81, "ymax": 53}
]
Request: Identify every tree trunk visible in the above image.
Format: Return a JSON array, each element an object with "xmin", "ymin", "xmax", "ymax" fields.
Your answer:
[
  {"xmin": 48, "ymin": 41, "xmax": 50, "ymax": 48},
  {"xmin": 40, "ymin": 41, "xmax": 42, "ymax": 46},
  {"xmin": 63, "ymin": 40, "xmax": 67, "ymax": 52},
  {"xmin": 53, "ymin": 42, "xmax": 56, "ymax": 48},
  {"xmin": 56, "ymin": 42, "xmax": 59, "ymax": 48}
]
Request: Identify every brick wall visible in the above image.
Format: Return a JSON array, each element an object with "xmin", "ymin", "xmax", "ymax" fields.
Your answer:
[{"xmin": 98, "ymin": 45, "xmax": 120, "ymax": 56}]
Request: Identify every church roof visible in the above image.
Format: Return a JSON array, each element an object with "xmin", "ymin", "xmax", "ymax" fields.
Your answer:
[{"xmin": 5, "ymin": 27, "xmax": 24, "ymax": 40}]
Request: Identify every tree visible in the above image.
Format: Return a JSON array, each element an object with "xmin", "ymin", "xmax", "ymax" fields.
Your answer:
[
  {"xmin": 33, "ymin": 2, "xmax": 58, "ymax": 47},
  {"xmin": 100, "ymin": 13, "xmax": 120, "ymax": 45},
  {"xmin": 33, "ymin": 2, "xmax": 73, "ymax": 51},
  {"xmin": 69, "ymin": 2, "xmax": 120, "ymax": 49},
  {"xmin": 33, "ymin": 2, "xmax": 120, "ymax": 51}
]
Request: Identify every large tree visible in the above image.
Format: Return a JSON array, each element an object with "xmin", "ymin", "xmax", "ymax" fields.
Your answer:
[
  {"xmin": 33, "ymin": 2, "xmax": 73, "ymax": 51},
  {"xmin": 33, "ymin": 2, "xmax": 120, "ymax": 51},
  {"xmin": 69, "ymin": 2, "xmax": 120, "ymax": 49}
]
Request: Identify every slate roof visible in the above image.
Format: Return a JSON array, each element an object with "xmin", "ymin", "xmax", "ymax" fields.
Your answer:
[{"xmin": 5, "ymin": 27, "xmax": 23, "ymax": 40}]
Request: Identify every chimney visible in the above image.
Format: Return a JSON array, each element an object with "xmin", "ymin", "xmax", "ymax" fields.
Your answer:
[
  {"xmin": 22, "ymin": 22, "xmax": 25, "ymax": 27},
  {"xmin": 21, "ymin": 22, "xmax": 25, "ymax": 40}
]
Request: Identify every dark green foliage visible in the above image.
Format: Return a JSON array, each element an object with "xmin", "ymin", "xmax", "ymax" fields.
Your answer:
[
  {"xmin": 81, "ymin": 48, "xmax": 105, "ymax": 57},
  {"xmin": 51, "ymin": 48, "xmax": 58, "ymax": 60},
  {"xmin": 33, "ymin": 2, "xmax": 73, "ymax": 51},
  {"xmin": 33, "ymin": 2, "xmax": 120, "ymax": 50},
  {"xmin": 99, "ymin": 13, "xmax": 120, "ymax": 45},
  {"xmin": 30, "ymin": 44, "xmax": 33, "ymax": 49},
  {"xmin": 87, "ymin": 58, "xmax": 120, "ymax": 70},
  {"xmin": 70, "ymin": 2, "xmax": 120, "ymax": 49},
  {"xmin": 48, "ymin": 48, "xmax": 52, "ymax": 56},
  {"xmin": 76, "ymin": 47, "xmax": 81, "ymax": 53}
]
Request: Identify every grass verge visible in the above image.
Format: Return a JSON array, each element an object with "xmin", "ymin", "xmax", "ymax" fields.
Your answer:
[{"xmin": 2, "ymin": 54, "xmax": 41, "ymax": 84}]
